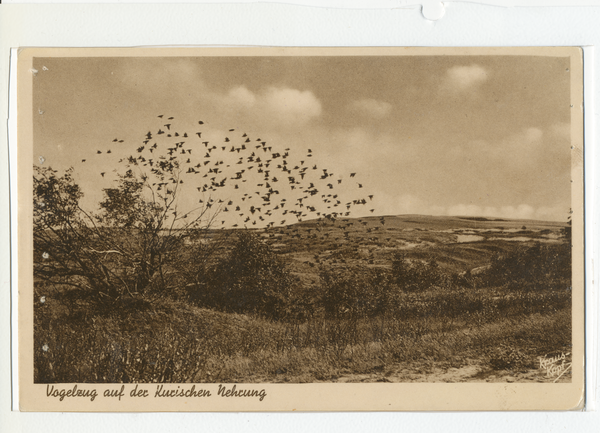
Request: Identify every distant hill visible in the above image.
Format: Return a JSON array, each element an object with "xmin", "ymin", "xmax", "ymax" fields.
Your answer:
[{"xmin": 233, "ymin": 214, "xmax": 570, "ymax": 278}]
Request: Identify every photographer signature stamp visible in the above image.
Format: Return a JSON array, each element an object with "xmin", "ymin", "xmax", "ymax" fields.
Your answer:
[{"xmin": 538, "ymin": 352, "xmax": 572, "ymax": 383}]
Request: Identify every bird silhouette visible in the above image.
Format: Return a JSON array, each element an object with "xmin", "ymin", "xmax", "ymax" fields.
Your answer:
[{"xmin": 97, "ymin": 115, "xmax": 373, "ymax": 237}]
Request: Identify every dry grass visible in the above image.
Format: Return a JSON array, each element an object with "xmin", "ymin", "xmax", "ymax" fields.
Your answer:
[{"xmin": 35, "ymin": 284, "xmax": 570, "ymax": 383}]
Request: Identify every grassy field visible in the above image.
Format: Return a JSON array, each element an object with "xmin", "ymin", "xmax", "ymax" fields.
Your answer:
[{"xmin": 34, "ymin": 215, "xmax": 572, "ymax": 383}]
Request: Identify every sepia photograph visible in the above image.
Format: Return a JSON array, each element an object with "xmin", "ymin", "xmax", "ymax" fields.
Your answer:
[{"xmin": 17, "ymin": 47, "xmax": 584, "ymax": 411}]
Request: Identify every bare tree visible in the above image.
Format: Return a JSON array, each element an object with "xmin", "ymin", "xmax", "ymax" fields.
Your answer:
[{"xmin": 34, "ymin": 156, "xmax": 220, "ymax": 306}]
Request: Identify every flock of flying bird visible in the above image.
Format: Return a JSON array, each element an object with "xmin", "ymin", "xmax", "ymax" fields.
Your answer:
[{"xmin": 90, "ymin": 115, "xmax": 378, "ymax": 231}]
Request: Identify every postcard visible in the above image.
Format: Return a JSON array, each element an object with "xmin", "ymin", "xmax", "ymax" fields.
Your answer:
[{"xmin": 17, "ymin": 46, "xmax": 584, "ymax": 411}]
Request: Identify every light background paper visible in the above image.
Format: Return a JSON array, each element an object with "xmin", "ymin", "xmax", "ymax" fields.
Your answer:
[{"xmin": 1, "ymin": 0, "xmax": 599, "ymax": 431}]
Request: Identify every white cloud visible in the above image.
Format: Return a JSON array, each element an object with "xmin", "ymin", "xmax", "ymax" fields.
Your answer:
[
  {"xmin": 264, "ymin": 87, "xmax": 322, "ymax": 125},
  {"xmin": 534, "ymin": 205, "xmax": 569, "ymax": 222},
  {"xmin": 219, "ymin": 85, "xmax": 322, "ymax": 127},
  {"xmin": 446, "ymin": 203, "xmax": 542, "ymax": 220},
  {"xmin": 459, "ymin": 126, "xmax": 544, "ymax": 167},
  {"xmin": 443, "ymin": 64, "xmax": 488, "ymax": 92},
  {"xmin": 379, "ymin": 198, "xmax": 565, "ymax": 221},
  {"xmin": 227, "ymin": 86, "xmax": 256, "ymax": 108},
  {"xmin": 350, "ymin": 98, "xmax": 392, "ymax": 118},
  {"xmin": 500, "ymin": 204, "xmax": 536, "ymax": 220},
  {"xmin": 447, "ymin": 203, "xmax": 488, "ymax": 218},
  {"xmin": 497, "ymin": 127, "xmax": 544, "ymax": 166},
  {"xmin": 318, "ymin": 126, "xmax": 406, "ymax": 177},
  {"xmin": 372, "ymin": 193, "xmax": 445, "ymax": 217}
]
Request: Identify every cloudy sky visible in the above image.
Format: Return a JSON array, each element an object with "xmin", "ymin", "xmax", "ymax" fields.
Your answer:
[{"xmin": 32, "ymin": 51, "xmax": 573, "ymax": 225}]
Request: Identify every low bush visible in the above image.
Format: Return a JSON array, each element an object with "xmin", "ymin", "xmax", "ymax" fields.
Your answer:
[
  {"xmin": 483, "ymin": 243, "xmax": 571, "ymax": 290},
  {"xmin": 391, "ymin": 252, "xmax": 450, "ymax": 292},
  {"xmin": 319, "ymin": 265, "xmax": 396, "ymax": 321},
  {"xmin": 191, "ymin": 231, "xmax": 301, "ymax": 320}
]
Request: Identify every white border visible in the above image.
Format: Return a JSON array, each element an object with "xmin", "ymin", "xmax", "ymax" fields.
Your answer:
[
  {"xmin": 583, "ymin": 46, "xmax": 597, "ymax": 412},
  {"xmin": 8, "ymin": 48, "xmax": 19, "ymax": 415},
  {"xmin": 1, "ymin": 1, "xmax": 599, "ymax": 432}
]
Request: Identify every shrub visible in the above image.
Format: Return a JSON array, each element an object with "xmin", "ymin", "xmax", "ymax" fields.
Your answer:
[
  {"xmin": 391, "ymin": 252, "xmax": 449, "ymax": 292},
  {"xmin": 197, "ymin": 231, "xmax": 300, "ymax": 320},
  {"xmin": 483, "ymin": 243, "xmax": 571, "ymax": 290},
  {"xmin": 319, "ymin": 266, "xmax": 395, "ymax": 321}
]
